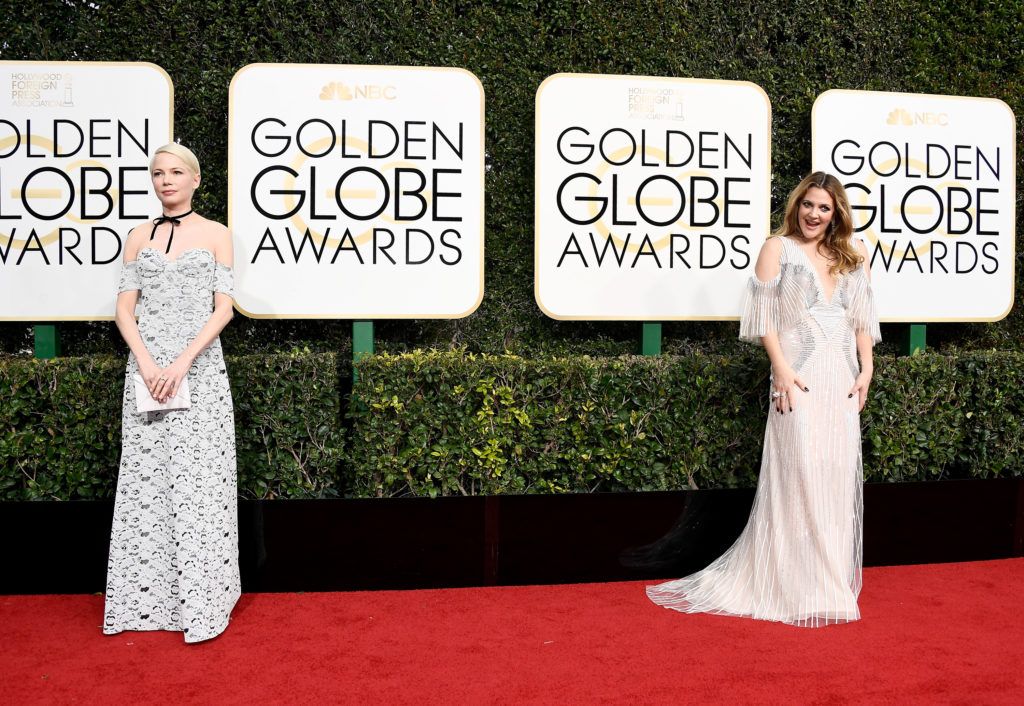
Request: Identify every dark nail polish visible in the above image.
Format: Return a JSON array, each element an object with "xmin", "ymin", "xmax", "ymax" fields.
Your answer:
[
  {"xmin": 848, "ymin": 393, "xmax": 853, "ymax": 398},
  {"xmin": 803, "ymin": 387, "xmax": 809, "ymax": 392}
]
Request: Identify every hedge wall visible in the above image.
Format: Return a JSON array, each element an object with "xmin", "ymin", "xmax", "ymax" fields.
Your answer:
[
  {"xmin": 3, "ymin": 349, "xmax": 1022, "ymax": 500},
  {"xmin": 3, "ymin": 3, "xmax": 1021, "ymax": 499},
  {"xmin": 0, "ymin": 352, "xmax": 344, "ymax": 500},
  {"xmin": 350, "ymin": 349, "xmax": 1022, "ymax": 496},
  {"xmin": 1, "ymin": 0, "xmax": 1022, "ymax": 355}
]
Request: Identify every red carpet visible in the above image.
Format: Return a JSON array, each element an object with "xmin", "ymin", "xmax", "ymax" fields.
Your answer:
[{"xmin": 2, "ymin": 559, "xmax": 1022, "ymax": 705}]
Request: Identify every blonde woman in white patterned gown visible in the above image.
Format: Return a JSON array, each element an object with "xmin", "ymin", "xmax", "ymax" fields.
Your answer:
[
  {"xmin": 105, "ymin": 143, "xmax": 239, "ymax": 643},
  {"xmin": 647, "ymin": 172, "xmax": 881, "ymax": 627}
]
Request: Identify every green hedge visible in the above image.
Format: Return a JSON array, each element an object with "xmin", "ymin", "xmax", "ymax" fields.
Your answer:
[
  {"xmin": 3, "ymin": 349, "xmax": 1023, "ymax": 500},
  {"xmin": 0, "ymin": 352, "xmax": 344, "ymax": 500},
  {"xmin": 350, "ymin": 350, "xmax": 765, "ymax": 496},
  {"xmin": 349, "ymin": 349, "xmax": 1024, "ymax": 496},
  {"xmin": 1, "ymin": 0, "xmax": 1022, "ymax": 355}
]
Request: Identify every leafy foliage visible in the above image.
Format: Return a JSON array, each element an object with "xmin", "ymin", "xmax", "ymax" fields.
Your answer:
[
  {"xmin": 957, "ymin": 351, "xmax": 1024, "ymax": 477},
  {"xmin": 0, "ymin": 0, "xmax": 1021, "ymax": 354},
  {"xmin": 351, "ymin": 349, "xmax": 766, "ymax": 497},
  {"xmin": 2, "ymin": 3, "xmax": 1022, "ymax": 499},
  {"xmin": 351, "ymin": 349, "xmax": 1024, "ymax": 497},
  {"xmin": 4, "ymin": 348, "xmax": 1023, "ymax": 499},
  {"xmin": 861, "ymin": 353, "xmax": 965, "ymax": 480},
  {"xmin": 0, "ymin": 352, "xmax": 344, "ymax": 500}
]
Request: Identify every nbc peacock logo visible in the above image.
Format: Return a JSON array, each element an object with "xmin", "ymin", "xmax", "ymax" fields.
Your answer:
[
  {"xmin": 886, "ymin": 107, "xmax": 949, "ymax": 127},
  {"xmin": 886, "ymin": 108, "xmax": 914, "ymax": 126},
  {"xmin": 319, "ymin": 82, "xmax": 354, "ymax": 100},
  {"xmin": 319, "ymin": 82, "xmax": 397, "ymax": 101}
]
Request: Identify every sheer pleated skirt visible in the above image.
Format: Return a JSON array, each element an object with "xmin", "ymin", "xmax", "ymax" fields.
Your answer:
[{"xmin": 648, "ymin": 313, "xmax": 864, "ymax": 627}]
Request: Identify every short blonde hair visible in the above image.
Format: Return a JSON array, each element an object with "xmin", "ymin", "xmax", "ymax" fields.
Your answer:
[{"xmin": 151, "ymin": 142, "xmax": 201, "ymax": 176}]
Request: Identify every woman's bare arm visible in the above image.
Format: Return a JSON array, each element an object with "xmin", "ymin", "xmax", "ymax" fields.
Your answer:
[
  {"xmin": 755, "ymin": 238, "xmax": 808, "ymax": 413},
  {"xmin": 115, "ymin": 228, "xmax": 162, "ymax": 393},
  {"xmin": 850, "ymin": 239, "xmax": 874, "ymax": 410},
  {"xmin": 151, "ymin": 226, "xmax": 235, "ymax": 401}
]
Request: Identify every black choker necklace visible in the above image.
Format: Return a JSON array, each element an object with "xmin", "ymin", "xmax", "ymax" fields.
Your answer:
[{"xmin": 150, "ymin": 209, "xmax": 194, "ymax": 254}]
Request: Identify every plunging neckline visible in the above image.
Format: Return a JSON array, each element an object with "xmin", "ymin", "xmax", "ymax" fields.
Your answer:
[
  {"xmin": 784, "ymin": 237, "xmax": 840, "ymax": 306},
  {"xmin": 140, "ymin": 246, "xmax": 215, "ymax": 265}
]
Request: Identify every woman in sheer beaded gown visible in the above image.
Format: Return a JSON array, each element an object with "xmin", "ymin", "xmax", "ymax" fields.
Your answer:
[
  {"xmin": 647, "ymin": 172, "xmax": 881, "ymax": 627},
  {"xmin": 104, "ymin": 143, "xmax": 239, "ymax": 643}
]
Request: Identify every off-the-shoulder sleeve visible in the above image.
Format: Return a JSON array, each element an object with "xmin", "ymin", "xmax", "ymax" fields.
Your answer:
[
  {"xmin": 738, "ymin": 264, "xmax": 816, "ymax": 344},
  {"xmin": 845, "ymin": 269, "xmax": 882, "ymax": 345},
  {"xmin": 213, "ymin": 263, "xmax": 234, "ymax": 297},
  {"xmin": 739, "ymin": 273, "xmax": 782, "ymax": 343},
  {"xmin": 118, "ymin": 260, "xmax": 141, "ymax": 293}
]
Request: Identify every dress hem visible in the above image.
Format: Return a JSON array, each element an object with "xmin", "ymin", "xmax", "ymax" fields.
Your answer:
[
  {"xmin": 103, "ymin": 590, "xmax": 241, "ymax": 644},
  {"xmin": 646, "ymin": 585, "xmax": 861, "ymax": 628}
]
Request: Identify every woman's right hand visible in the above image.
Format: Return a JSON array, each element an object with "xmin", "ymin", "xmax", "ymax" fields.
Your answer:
[
  {"xmin": 137, "ymin": 358, "xmax": 163, "ymax": 398},
  {"xmin": 771, "ymin": 363, "xmax": 809, "ymax": 414}
]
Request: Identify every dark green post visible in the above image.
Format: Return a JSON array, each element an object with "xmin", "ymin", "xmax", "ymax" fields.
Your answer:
[
  {"xmin": 902, "ymin": 324, "xmax": 926, "ymax": 356},
  {"xmin": 352, "ymin": 320, "xmax": 374, "ymax": 382},
  {"xmin": 34, "ymin": 325, "xmax": 61, "ymax": 359},
  {"xmin": 640, "ymin": 322, "xmax": 662, "ymax": 356}
]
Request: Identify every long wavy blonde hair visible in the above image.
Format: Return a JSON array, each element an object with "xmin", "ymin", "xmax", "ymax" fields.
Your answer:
[{"xmin": 772, "ymin": 171, "xmax": 862, "ymax": 275}]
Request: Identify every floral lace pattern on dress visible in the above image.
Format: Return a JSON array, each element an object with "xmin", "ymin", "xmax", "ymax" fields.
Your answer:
[{"xmin": 105, "ymin": 247, "xmax": 239, "ymax": 644}]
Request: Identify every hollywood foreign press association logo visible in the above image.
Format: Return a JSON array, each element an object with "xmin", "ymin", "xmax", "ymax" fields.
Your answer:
[
  {"xmin": 626, "ymin": 85, "xmax": 685, "ymax": 121},
  {"xmin": 9, "ymin": 71, "xmax": 75, "ymax": 108}
]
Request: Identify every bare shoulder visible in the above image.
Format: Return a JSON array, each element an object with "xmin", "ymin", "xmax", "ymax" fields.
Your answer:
[
  {"xmin": 122, "ymin": 221, "xmax": 153, "ymax": 261},
  {"xmin": 759, "ymin": 236, "xmax": 784, "ymax": 258},
  {"xmin": 196, "ymin": 216, "xmax": 233, "ymax": 264},
  {"xmin": 851, "ymin": 237, "xmax": 872, "ymax": 278},
  {"xmin": 193, "ymin": 213, "xmax": 228, "ymax": 236},
  {"xmin": 753, "ymin": 236, "xmax": 784, "ymax": 281},
  {"xmin": 194, "ymin": 215, "xmax": 230, "ymax": 246}
]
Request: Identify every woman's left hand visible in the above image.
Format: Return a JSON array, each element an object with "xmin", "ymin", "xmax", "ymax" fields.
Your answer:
[
  {"xmin": 848, "ymin": 371, "xmax": 872, "ymax": 412},
  {"xmin": 153, "ymin": 355, "xmax": 192, "ymax": 402}
]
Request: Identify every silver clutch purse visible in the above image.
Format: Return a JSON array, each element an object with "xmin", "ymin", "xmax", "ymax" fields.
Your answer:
[{"xmin": 133, "ymin": 373, "xmax": 191, "ymax": 412}]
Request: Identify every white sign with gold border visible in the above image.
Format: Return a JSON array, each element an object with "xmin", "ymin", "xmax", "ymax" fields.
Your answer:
[
  {"xmin": 534, "ymin": 73, "xmax": 771, "ymax": 320},
  {"xmin": 0, "ymin": 61, "xmax": 173, "ymax": 320},
  {"xmin": 812, "ymin": 89, "xmax": 1016, "ymax": 322},
  {"xmin": 229, "ymin": 64, "xmax": 485, "ymax": 319}
]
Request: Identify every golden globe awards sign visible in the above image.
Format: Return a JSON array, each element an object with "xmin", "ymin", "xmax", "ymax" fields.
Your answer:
[
  {"xmin": 0, "ymin": 61, "xmax": 173, "ymax": 320},
  {"xmin": 534, "ymin": 73, "xmax": 771, "ymax": 320},
  {"xmin": 812, "ymin": 89, "xmax": 1016, "ymax": 321},
  {"xmin": 229, "ymin": 64, "xmax": 485, "ymax": 318}
]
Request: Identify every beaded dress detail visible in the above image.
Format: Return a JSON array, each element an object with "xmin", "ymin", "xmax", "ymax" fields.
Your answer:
[
  {"xmin": 104, "ymin": 247, "xmax": 239, "ymax": 643},
  {"xmin": 647, "ymin": 236, "xmax": 880, "ymax": 627}
]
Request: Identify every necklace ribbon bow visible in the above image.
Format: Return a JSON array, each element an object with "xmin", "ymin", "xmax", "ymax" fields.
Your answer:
[{"xmin": 150, "ymin": 209, "xmax": 194, "ymax": 254}]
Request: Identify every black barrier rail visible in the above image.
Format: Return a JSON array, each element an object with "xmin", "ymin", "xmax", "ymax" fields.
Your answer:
[{"xmin": 2, "ymin": 478, "xmax": 1022, "ymax": 595}]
